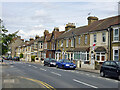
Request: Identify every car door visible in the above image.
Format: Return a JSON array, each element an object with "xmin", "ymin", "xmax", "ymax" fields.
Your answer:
[
  {"xmin": 109, "ymin": 62, "xmax": 118, "ymax": 77},
  {"xmin": 58, "ymin": 60, "xmax": 63, "ymax": 68},
  {"xmin": 103, "ymin": 61, "xmax": 111, "ymax": 75}
]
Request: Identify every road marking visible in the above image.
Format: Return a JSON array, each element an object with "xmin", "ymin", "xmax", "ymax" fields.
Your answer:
[
  {"xmin": 73, "ymin": 79, "xmax": 98, "ymax": 88},
  {"xmin": 75, "ymin": 71, "xmax": 79, "ymax": 73},
  {"xmin": 10, "ymin": 66, "xmax": 14, "ymax": 68},
  {"xmin": 80, "ymin": 72, "xmax": 84, "ymax": 74},
  {"xmin": 4, "ymin": 79, "xmax": 15, "ymax": 83},
  {"xmin": 19, "ymin": 77, "xmax": 56, "ymax": 90},
  {"xmin": 86, "ymin": 74, "xmax": 89, "ymax": 76},
  {"xmin": 33, "ymin": 66, "xmax": 37, "ymax": 68},
  {"xmin": 91, "ymin": 75, "xmax": 96, "ymax": 77},
  {"xmin": 29, "ymin": 65, "xmax": 31, "ymax": 66},
  {"xmin": 51, "ymin": 72, "xmax": 61, "ymax": 76},
  {"xmin": 40, "ymin": 68, "xmax": 47, "ymax": 71}
]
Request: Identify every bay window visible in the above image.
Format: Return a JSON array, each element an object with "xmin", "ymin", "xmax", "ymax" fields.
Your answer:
[
  {"xmin": 113, "ymin": 50, "xmax": 119, "ymax": 61},
  {"xmin": 96, "ymin": 52, "xmax": 106, "ymax": 61},
  {"xmin": 113, "ymin": 29, "xmax": 119, "ymax": 41}
]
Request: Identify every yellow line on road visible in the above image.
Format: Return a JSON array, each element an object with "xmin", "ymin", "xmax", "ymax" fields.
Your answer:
[{"xmin": 19, "ymin": 76, "xmax": 56, "ymax": 90}]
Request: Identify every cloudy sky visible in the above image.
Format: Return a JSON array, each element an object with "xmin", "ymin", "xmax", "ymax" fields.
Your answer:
[{"xmin": 1, "ymin": 0, "xmax": 119, "ymax": 40}]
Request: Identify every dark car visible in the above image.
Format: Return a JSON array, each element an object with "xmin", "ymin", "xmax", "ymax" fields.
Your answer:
[
  {"xmin": 13, "ymin": 57, "xmax": 20, "ymax": 61},
  {"xmin": 56, "ymin": 59, "xmax": 76, "ymax": 70},
  {"xmin": 44, "ymin": 58, "xmax": 56, "ymax": 67},
  {"xmin": 7, "ymin": 56, "xmax": 12, "ymax": 60},
  {"xmin": 100, "ymin": 61, "xmax": 120, "ymax": 80}
]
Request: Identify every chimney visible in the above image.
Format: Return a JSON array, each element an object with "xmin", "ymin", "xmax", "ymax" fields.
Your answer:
[
  {"xmin": 25, "ymin": 40, "xmax": 28, "ymax": 43},
  {"xmin": 44, "ymin": 30, "xmax": 49, "ymax": 36},
  {"xmin": 29, "ymin": 38, "xmax": 34, "ymax": 41},
  {"xmin": 65, "ymin": 23, "xmax": 76, "ymax": 31},
  {"xmin": 35, "ymin": 35, "xmax": 39, "ymax": 39},
  {"xmin": 54, "ymin": 27, "xmax": 59, "ymax": 31},
  {"xmin": 17, "ymin": 36, "xmax": 21, "ymax": 39},
  {"xmin": 87, "ymin": 16, "xmax": 98, "ymax": 25}
]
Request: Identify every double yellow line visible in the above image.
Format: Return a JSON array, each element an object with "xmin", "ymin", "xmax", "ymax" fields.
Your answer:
[{"xmin": 20, "ymin": 76, "xmax": 56, "ymax": 90}]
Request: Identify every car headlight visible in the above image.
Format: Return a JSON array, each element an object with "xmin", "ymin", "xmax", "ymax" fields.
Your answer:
[
  {"xmin": 66, "ymin": 64, "xmax": 69, "ymax": 66},
  {"xmin": 50, "ymin": 62, "xmax": 53, "ymax": 64},
  {"xmin": 74, "ymin": 65, "xmax": 76, "ymax": 66}
]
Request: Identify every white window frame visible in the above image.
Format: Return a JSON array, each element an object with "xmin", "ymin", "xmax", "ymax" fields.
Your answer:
[
  {"xmin": 113, "ymin": 49, "xmax": 119, "ymax": 61},
  {"xmin": 113, "ymin": 28, "xmax": 119, "ymax": 41},
  {"xmin": 85, "ymin": 35, "xmax": 87, "ymax": 44},
  {"xmin": 102, "ymin": 32, "xmax": 106, "ymax": 42},
  {"xmin": 96, "ymin": 52, "xmax": 106, "ymax": 62},
  {"xmin": 66, "ymin": 39, "xmax": 69, "ymax": 47},
  {"xmin": 61, "ymin": 40, "xmax": 63, "ymax": 47}
]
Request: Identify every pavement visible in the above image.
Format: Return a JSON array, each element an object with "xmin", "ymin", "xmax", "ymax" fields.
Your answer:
[{"xmin": 2, "ymin": 60, "xmax": 119, "ymax": 89}]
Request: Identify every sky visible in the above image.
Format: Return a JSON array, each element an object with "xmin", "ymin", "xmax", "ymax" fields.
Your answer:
[{"xmin": 1, "ymin": 0, "xmax": 119, "ymax": 40}]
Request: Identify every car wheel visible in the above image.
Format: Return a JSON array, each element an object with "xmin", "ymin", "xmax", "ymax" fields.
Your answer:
[
  {"xmin": 48, "ymin": 64, "xmax": 51, "ymax": 67},
  {"xmin": 100, "ymin": 71, "xmax": 105, "ymax": 77},
  {"xmin": 44, "ymin": 64, "xmax": 46, "ymax": 66},
  {"xmin": 62, "ymin": 65, "xmax": 64, "ymax": 69}
]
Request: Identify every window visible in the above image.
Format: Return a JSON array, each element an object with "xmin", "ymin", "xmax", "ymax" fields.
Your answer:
[
  {"xmin": 104, "ymin": 61, "xmax": 110, "ymax": 66},
  {"xmin": 79, "ymin": 36, "xmax": 81, "ymax": 44},
  {"xmin": 81, "ymin": 52, "xmax": 89, "ymax": 61},
  {"xmin": 96, "ymin": 52, "xmax": 106, "ymax": 61},
  {"xmin": 71, "ymin": 53, "xmax": 73, "ymax": 60},
  {"xmin": 94, "ymin": 34, "xmax": 97, "ymax": 43},
  {"xmin": 102, "ymin": 32, "xmax": 106, "ymax": 42},
  {"xmin": 41, "ymin": 43, "xmax": 43, "ymax": 49},
  {"xmin": 113, "ymin": 50, "xmax": 119, "ymax": 61},
  {"xmin": 61, "ymin": 40, "xmax": 63, "ymax": 47},
  {"xmin": 66, "ymin": 39, "xmax": 68, "ymax": 47},
  {"xmin": 71, "ymin": 39, "xmax": 74, "ymax": 47},
  {"xmin": 85, "ymin": 35, "xmax": 87, "ymax": 44},
  {"xmin": 113, "ymin": 29, "xmax": 119, "ymax": 41}
]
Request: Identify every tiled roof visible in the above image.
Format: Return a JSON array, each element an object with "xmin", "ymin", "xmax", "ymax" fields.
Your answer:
[{"xmin": 56, "ymin": 15, "xmax": 120, "ymax": 40}]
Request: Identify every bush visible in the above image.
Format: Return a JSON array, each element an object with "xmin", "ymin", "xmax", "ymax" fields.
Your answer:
[
  {"xmin": 20, "ymin": 53, "xmax": 23, "ymax": 58},
  {"xmin": 31, "ymin": 55, "xmax": 37, "ymax": 62}
]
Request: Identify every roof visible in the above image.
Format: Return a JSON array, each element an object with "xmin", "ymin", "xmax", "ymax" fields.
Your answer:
[{"xmin": 56, "ymin": 15, "xmax": 120, "ymax": 40}]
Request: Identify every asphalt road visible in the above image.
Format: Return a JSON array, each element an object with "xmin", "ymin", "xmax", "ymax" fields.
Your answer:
[{"xmin": 2, "ymin": 60, "xmax": 120, "ymax": 89}]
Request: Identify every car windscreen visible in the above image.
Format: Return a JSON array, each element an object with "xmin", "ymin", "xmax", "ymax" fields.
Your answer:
[
  {"xmin": 50, "ymin": 59, "xmax": 56, "ymax": 62},
  {"xmin": 116, "ymin": 62, "xmax": 120, "ymax": 66},
  {"xmin": 63, "ymin": 59, "xmax": 71, "ymax": 63}
]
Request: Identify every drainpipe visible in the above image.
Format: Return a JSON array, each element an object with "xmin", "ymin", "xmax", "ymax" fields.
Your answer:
[{"xmin": 108, "ymin": 27, "xmax": 111, "ymax": 61}]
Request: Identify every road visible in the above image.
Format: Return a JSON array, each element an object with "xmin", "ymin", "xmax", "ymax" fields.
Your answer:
[{"xmin": 2, "ymin": 60, "xmax": 120, "ymax": 89}]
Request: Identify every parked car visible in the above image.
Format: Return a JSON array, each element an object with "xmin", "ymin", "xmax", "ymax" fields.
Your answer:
[
  {"xmin": 44, "ymin": 58, "xmax": 57, "ymax": 67},
  {"xmin": 56, "ymin": 59, "xmax": 76, "ymax": 70},
  {"xmin": 13, "ymin": 57, "xmax": 20, "ymax": 61},
  {"xmin": 7, "ymin": 56, "xmax": 12, "ymax": 60},
  {"xmin": 100, "ymin": 61, "xmax": 120, "ymax": 80}
]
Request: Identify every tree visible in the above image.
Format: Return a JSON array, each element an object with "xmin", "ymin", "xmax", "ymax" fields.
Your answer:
[
  {"xmin": 20, "ymin": 53, "xmax": 23, "ymax": 58},
  {"xmin": 0, "ymin": 20, "xmax": 18, "ymax": 55}
]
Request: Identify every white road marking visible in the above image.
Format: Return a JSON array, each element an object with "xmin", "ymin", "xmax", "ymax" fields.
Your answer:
[
  {"xmin": 73, "ymin": 79, "xmax": 98, "ymax": 88},
  {"xmin": 92, "ymin": 75, "xmax": 96, "ymax": 77},
  {"xmin": 33, "ymin": 66, "xmax": 37, "ymax": 68},
  {"xmin": 80, "ymin": 73, "xmax": 84, "ymax": 74},
  {"xmin": 28, "ymin": 65, "xmax": 31, "ymax": 66},
  {"xmin": 4, "ymin": 79, "xmax": 15, "ymax": 83},
  {"xmin": 40, "ymin": 68, "xmax": 47, "ymax": 71},
  {"xmin": 10, "ymin": 66, "xmax": 14, "ymax": 68},
  {"xmin": 51, "ymin": 72, "xmax": 61, "ymax": 76},
  {"xmin": 86, "ymin": 74, "xmax": 89, "ymax": 76},
  {"xmin": 75, "ymin": 71, "xmax": 79, "ymax": 73}
]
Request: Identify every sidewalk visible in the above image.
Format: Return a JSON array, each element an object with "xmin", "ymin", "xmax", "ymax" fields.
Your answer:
[{"xmin": 76, "ymin": 68, "xmax": 100, "ymax": 74}]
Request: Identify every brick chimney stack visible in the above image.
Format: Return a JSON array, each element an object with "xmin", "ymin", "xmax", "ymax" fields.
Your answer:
[{"xmin": 87, "ymin": 16, "xmax": 98, "ymax": 25}]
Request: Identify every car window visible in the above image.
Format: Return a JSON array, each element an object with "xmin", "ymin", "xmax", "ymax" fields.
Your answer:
[
  {"xmin": 58, "ymin": 60, "xmax": 62, "ymax": 63},
  {"xmin": 45, "ymin": 58, "xmax": 49, "ymax": 61},
  {"xmin": 104, "ymin": 61, "xmax": 110, "ymax": 66},
  {"xmin": 111, "ymin": 62, "xmax": 117, "ymax": 67},
  {"xmin": 63, "ymin": 59, "xmax": 71, "ymax": 63}
]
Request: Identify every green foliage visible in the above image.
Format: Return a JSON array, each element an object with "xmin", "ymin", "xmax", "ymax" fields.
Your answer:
[
  {"xmin": 0, "ymin": 21, "xmax": 18, "ymax": 55},
  {"xmin": 31, "ymin": 55, "xmax": 37, "ymax": 62},
  {"xmin": 20, "ymin": 53, "xmax": 23, "ymax": 58}
]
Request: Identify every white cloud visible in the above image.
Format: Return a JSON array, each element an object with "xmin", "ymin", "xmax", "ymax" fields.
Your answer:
[
  {"xmin": 35, "ymin": 10, "xmax": 47, "ymax": 17},
  {"xmin": 58, "ymin": 25, "xmax": 65, "ymax": 31},
  {"xmin": 18, "ymin": 24, "xmax": 45, "ymax": 39}
]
